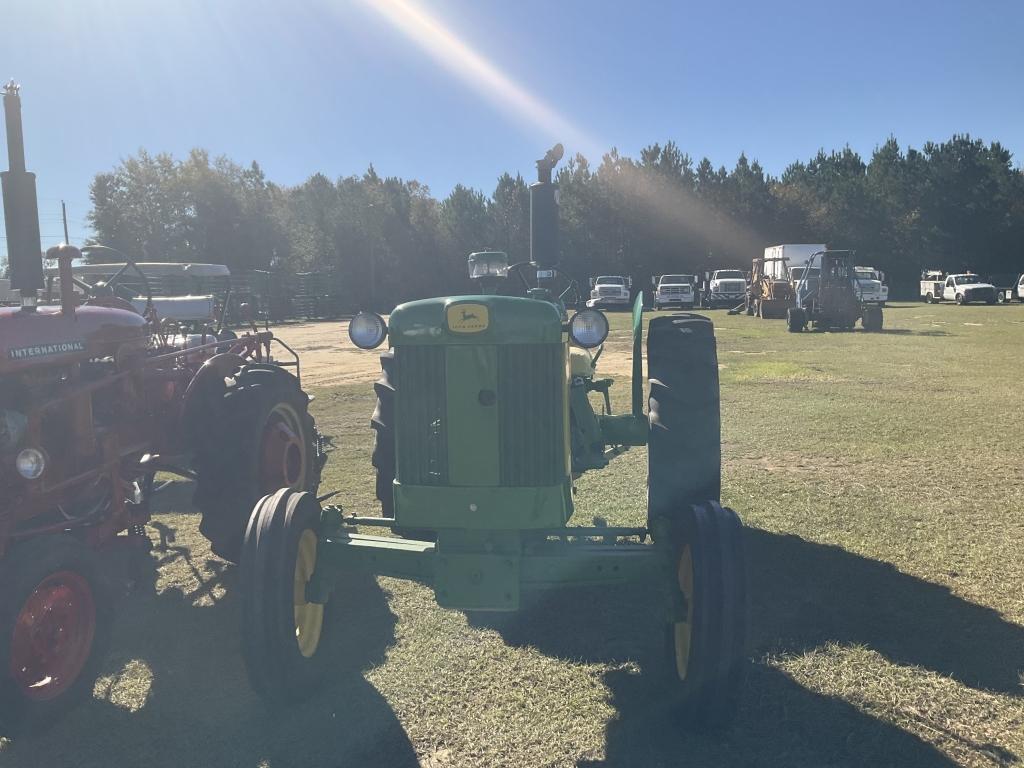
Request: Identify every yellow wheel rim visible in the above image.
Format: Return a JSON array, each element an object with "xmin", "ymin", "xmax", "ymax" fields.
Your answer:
[
  {"xmin": 673, "ymin": 544, "xmax": 694, "ymax": 681},
  {"xmin": 293, "ymin": 529, "xmax": 324, "ymax": 658}
]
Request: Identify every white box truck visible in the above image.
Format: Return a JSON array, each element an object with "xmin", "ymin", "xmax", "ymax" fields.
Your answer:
[{"xmin": 763, "ymin": 244, "xmax": 827, "ymax": 283}]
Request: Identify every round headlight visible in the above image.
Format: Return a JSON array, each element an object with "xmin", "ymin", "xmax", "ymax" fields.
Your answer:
[
  {"xmin": 16, "ymin": 447, "xmax": 46, "ymax": 480},
  {"xmin": 348, "ymin": 312, "xmax": 388, "ymax": 349},
  {"xmin": 568, "ymin": 309, "xmax": 609, "ymax": 349}
]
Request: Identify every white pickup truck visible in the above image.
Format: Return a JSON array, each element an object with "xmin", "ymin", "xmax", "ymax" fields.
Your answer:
[
  {"xmin": 703, "ymin": 269, "xmax": 748, "ymax": 308},
  {"xmin": 920, "ymin": 271, "xmax": 997, "ymax": 304},
  {"xmin": 854, "ymin": 266, "xmax": 888, "ymax": 305},
  {"xmin": 587, "ymin": 275, "xmax": 632, "ymax": 309},
  {"xmin": 652, "ymin": 274, "xmax": 697, "ymax": 310}
]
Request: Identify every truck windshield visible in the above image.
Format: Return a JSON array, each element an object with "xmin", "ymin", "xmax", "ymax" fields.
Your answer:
[
  {"xmin": 715, "ymin": 270, "xmax": 744, "ymax": 280},
  {"xmin": 596, "ymin": 277, "xmax": 625, "ymax": 286},
  {"xmin": 953, "ymin": 275, "xmax": 980, "ymax": 285},
  {"xmin": 661, "ymin": 275, "xmax": 692, "ymax": 284},
  {"xmin": 855, "ymin": 269, "xmax": 878, "ymax": 280}
]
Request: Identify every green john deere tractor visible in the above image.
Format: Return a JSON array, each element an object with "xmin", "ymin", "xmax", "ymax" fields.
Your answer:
[{"xmin": 238, "ymin": 144, "xmax": 747, "ymax": 726}]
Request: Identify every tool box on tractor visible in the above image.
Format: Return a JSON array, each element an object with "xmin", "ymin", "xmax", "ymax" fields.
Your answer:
[{"xmin": 236, "ymin": 144, "xmax": 747, "ymax": 726}]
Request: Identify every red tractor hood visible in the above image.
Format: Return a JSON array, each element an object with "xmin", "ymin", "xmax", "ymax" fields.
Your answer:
[{"xmin": 0, "ymin": 305, "xmax": 148, "ymax": 375}]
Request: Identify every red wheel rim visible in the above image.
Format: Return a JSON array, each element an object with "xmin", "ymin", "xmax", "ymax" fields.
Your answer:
[
  {"xmin": 10, "ymin": 570, "xmax": 96, "ymax": 701},
  {"xmin": 260, "ymin": 404, "xmax": 305, "ymax": 494}
]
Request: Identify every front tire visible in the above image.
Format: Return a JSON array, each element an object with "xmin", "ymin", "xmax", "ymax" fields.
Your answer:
[
  {"xmin": 646, "ymin": 315, "xmax": 745, "ymax": 727},
  {"xmin": 0, "ymin": 537, "xmax": 111, "ymax": 731},
  {"xmin": 786, "ymin": 307, "xmax": 805, "ymax": 333},
  {"xmin": 662, "ymin": 502, "xmax": 745, "ymax": 726},
  {"xmin": 193, "ymin": 365, "xmax": 323, "ymax": 563},
  {"xmin": 955, "ymin": 293, "xmax": 965, "ymax": 305},
  {"xmin": 241, "ymin": 489, "xmax": 329, "ymax": 704}
]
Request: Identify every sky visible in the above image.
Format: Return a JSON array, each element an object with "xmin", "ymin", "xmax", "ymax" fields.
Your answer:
[{"xmin": 2, "ymin": 0, "xmax": 1022, "ymax": 262}]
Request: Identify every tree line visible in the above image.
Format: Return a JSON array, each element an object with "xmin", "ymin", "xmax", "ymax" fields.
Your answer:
[{"xmin": 86, "ymin": 136, "xmax": 1024, "ymax": 309}]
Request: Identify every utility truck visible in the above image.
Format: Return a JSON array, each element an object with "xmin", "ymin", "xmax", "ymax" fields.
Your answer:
[
  {"xmin": 587, "ymin": 275, "xmax": 632, "ymax": 309},
  {"xmin": 920, "ymin": 271, "xmax": 997, "ymax": 304},
  {"xmin": 652, "ymin": 273, "xmax": 697, "ymax": 309}
]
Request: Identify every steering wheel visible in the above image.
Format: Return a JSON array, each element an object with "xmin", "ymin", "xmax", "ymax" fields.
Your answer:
[
  {"xmin": 506, "ymin": 262, "xmax": 582, "ymax": 308},
  {"xmin": 78, "ymin": 245, "xmax": 153, "ymax": 304}
]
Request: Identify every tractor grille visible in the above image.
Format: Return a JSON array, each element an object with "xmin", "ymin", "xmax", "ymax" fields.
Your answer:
[
  {"xmin": 394, "ymin": 343, "xmax": 565, "ymax": 488},
  {"xmin": 498, "ymin": 344, "xmax": 565, "ymax": 486},
  {"xmin": 395, "ymin": 346, "xmax": 448, "ymax": 485}
]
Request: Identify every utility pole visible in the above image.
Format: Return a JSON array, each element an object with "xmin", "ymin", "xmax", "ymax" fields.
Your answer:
[{"xmin": 61, "ymin": 200, "xmax": 70, "ymax": 243}]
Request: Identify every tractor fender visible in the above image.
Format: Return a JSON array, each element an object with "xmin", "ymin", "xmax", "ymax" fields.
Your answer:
[
  {"xmin": 631, "ymin": 293, "xmax": 644, "ymax": 418},
  {"xmin": 181, "ymin": 352, "xmax": 247, "ymax": 448}
]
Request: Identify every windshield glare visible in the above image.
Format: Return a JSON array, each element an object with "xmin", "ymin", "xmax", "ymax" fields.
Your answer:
[
  {"xmin": 716, "ymin": 270, "xmax": 744, "ymax": 279},
  {"xmin": 661, "ymin": 275, "xmax": 692, "ymax": 284},
  {"xmin": 596, "ymin": 276, "xmax": 625, "ymax": 285}
]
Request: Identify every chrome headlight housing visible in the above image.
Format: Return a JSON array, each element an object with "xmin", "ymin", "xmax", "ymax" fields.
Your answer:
[
  {"xmin": 348, "ymin": 312, "xmax": 388, "ymax": 349},
  {"xmin": 568, "ymin": 309, "xmax": 609, "ymax": 349},
  {"xmin": 16, "ymin": 447, "xmax": 46, "ymax": 480}
]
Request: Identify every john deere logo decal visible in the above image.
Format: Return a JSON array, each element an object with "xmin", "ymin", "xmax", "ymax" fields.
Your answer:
[
  {"xmin": 447, "ymin": 303, "xmax": 489, "ymax": 333},
  {"xmin": 8, "ymin": 340, "xmax": 86, "ymax": 360}
]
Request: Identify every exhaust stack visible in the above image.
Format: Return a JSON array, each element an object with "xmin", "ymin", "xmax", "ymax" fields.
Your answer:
[
  {"xmin": 530, "ymin": 143, "xmax": 563, "ymax": 271},
  {"xmin": 1, "ymin": 81, "xmax": 44, "ymax": 309}
]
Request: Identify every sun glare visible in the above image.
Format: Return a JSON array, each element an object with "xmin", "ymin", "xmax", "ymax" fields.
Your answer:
[{"xmin": 347, "ymin": 0, "xmax": 601, "ymax": 159}]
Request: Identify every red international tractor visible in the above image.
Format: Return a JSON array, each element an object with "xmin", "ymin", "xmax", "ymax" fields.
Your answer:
[{"xmin": 0, "ymin": 82, "xmax": 324, "ymax": 728}]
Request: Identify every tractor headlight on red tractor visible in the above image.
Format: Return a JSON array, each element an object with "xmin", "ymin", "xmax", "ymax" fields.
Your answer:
[
  {"xmin": 349, "ymin": 312, "xmax": 388, "ymax": 349},
  {"xmin": 568, "ymin": 309, "xmax": 609, "ymax": 349},
  {"xmin": 15, "ymin": 447, "xmax": 46, "ymax": 480}
]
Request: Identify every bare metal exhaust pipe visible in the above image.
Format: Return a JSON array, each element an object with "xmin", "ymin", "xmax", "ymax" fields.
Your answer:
[{"xmin": 1, "ymin": 81, "xmax": 44, "ymax": 311}]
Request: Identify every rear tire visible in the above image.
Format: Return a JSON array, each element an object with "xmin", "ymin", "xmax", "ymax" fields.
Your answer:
[
  {"xmin": 0, "ymin": 537, "xmax": 111, "ymax": 732},
  {"xmin": 646, "ymin": 315, "xmax": 745, "ymax": 727},
  {"xmin": 193, "ymin": 365, "xmax": 323, "ymax": 563},
  {"xmin": 955, "ymin": 293, "xmax": 965, "ymax": 305},
  {"xmin": 862, "ymin": 305, "xmax": 883, "ymax": 332},
  {"xmin": 240, "ymin": 489, "xmax": 329, "ymax": 704}
]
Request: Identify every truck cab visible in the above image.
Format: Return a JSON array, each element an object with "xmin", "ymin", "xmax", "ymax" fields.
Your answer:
[
  {"xmin": 853, "ymin": 266, "xmax": 888, "ymax": 306},
  {"xmin": 587, "ymin": 275, "xmax": 632, "ymax": 309},
  {"xmin": 652, "ymin": 274, "xmax": 696, "ymax": 310},
  {"xmin": 704, "ymin": 269, "xmax": 747, "ymax": 308}
]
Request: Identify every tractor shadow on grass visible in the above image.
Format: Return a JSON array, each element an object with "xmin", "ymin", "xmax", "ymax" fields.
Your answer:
[
  {"xmin": 472, "ymin": 526, "xmax": 1024, "ymax": 767},
  {"xmin": 745, "ymin": 528, "xmax": 1024, "ymax": 698},
  {"xmin": 2, "ymin": 520, "xmax": 418, "ymax": 768}
]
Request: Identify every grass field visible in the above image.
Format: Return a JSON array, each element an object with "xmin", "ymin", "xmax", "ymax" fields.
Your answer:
[{"xmin": 2, "ymin": 302, "xmax": 1022, "ymax": 767}]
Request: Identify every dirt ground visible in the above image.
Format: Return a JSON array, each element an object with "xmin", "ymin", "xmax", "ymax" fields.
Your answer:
[{"xmin": 273, "ymin": 319, "xmax": 390, "ymax": 387}]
